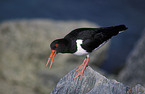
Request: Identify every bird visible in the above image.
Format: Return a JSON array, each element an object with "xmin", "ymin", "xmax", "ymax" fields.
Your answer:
[{"xmin": 46, "ymin": 24, "xmax": 128, "ymax": 80}]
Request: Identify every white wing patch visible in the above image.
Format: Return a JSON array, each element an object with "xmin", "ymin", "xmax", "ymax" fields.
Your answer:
[{"xmin": 73, "ymin": 39, "xmax": 88, "ymax": 55}]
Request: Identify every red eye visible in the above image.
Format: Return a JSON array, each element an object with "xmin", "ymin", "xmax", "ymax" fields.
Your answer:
[{"xmin": 55, "ymin": 44, "xmax": 58, "ymax": 47}]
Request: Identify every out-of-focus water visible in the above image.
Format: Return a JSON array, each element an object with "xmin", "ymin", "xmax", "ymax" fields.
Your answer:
[{"xmin": 0, "ymin": 0, "xmax": 145, "ymax": 74}]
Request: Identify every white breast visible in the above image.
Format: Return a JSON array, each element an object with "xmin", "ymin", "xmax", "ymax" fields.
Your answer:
[{"xmin": 73, "ymin": 39, "xmax": 88, "ymax": 55}]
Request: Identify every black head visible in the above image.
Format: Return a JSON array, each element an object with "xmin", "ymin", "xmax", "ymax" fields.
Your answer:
[
  {"xmin": 46, "ymin": 38, "xmax": 69, "ymax": 69},
  {"xmin": 50, "ymin": 38, "xmax": 69, "ymax": 53}
]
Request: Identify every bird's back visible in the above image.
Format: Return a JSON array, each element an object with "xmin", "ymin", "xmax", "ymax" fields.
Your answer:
[
  {"xmin": 64, "ymin": 25, "xmax": 127, "ymax": 40},
  {"xmin": 64, "ymin": 28, "xmax": 97, "ymax": 40}
]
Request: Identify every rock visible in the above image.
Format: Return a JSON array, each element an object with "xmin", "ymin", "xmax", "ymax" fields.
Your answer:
[
  {"xmin": 118, "ymin": 29, "xmax": 145, "ymax": 86},
  {"xmin": 0, "ymin": 19, "xmax": 109, "ymax": 94},
  {"xmin": 51, "ymin": 66, "xmax": 145, "ymax": 94}
]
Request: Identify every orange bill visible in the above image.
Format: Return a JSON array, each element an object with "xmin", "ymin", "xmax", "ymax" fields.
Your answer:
[{"xmin": 46, "ymin": 50, "xmax": 57, "ymax": 69}]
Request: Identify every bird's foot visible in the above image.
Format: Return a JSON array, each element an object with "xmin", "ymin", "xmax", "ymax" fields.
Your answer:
[
  {"xmin": 74, "ymin": 71, "xmax": 83, "ymax": 80},
  {"xmin": 74, "ymin": 56, "xmax": 89, "ymax": 80}
]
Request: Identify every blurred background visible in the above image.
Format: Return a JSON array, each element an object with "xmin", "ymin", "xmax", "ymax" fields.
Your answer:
[{"xmin": 0, "ymin": 0, "xmax": 145, "ymax": 94}]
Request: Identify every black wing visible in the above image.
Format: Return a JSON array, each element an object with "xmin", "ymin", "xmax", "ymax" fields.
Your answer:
[
  {"xmin": 82, "ymin": 32, "xmax": 108, "ymax": 52},
  {"xmin": 65, "ymin": 25, "xmax": 127, "ymax": 52},
  {"xmin": 81, "ymin": 25, "xmax": 128, "ymax": 52}
]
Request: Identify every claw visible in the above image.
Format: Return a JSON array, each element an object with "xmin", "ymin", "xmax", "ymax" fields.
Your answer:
[{"xmin": 74, "ymin": 71, "xmax": 83, "ymax": 80}]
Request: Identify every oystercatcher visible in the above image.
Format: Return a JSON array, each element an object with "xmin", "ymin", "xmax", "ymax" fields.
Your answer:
[{"xmin": 46, "ymin": 25, "xmax": 128, "ymax": 80}]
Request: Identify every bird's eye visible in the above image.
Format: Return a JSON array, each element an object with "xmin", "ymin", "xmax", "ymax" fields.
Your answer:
[{"xmin": 55, "ymin": 44, "xmax": 58, "ymax": 47}]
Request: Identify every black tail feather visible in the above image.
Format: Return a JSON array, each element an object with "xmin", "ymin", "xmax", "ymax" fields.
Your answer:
[
  {"xmin": 94, "ymin": 25, "xmax": 128, "ymax": 41},
  {"xmin": 99, "ymin": 24, "xmax": 128, "ymax": 36},
  {"xmin": 111, "ymin": 25, "xmax": 128, "ymax": 31}
]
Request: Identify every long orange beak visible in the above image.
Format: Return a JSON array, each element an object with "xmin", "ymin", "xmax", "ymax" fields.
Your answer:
[{"xmin": 46, "ymin": 50, "xmax": 57, "ymax": 69}]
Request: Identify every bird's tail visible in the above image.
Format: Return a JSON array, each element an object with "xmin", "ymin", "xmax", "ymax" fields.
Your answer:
[
  {"xmin": 101, "ymin": 24, "xmax": 128, "ymax": 36},
  {"xmin": 111, "ymin": 24, "xmax": 128, "ymax": 33},
  {"xmin": 94, "ymin": 25, "xmax": 128, "ymax": 42}
]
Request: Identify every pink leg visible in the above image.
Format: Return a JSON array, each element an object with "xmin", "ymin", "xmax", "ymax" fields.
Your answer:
[
  {"xmin": 75, "ymin": 58, "xmax": 87, "ymax": 71},
  {"xmin": 74, "ymin": 56, "xmax": 89, "ymax": 80}
]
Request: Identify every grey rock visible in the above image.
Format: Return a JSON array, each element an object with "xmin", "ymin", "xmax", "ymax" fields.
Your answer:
[
  {"xmin": 0, "ymin": 19, "xmax": 109, "ymax": 94},
  {"xmin": 118, "ymin": 29, "xmax": 145, "ymax": 86},
  {"xmin": 51, "ymin": 66, "xmax": 145, "ymax": 94}
]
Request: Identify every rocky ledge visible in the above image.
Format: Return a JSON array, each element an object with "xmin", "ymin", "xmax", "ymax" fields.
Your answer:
[{"xmin": 51, "ymin": 66, "xmax": 145, "ymax": 94}]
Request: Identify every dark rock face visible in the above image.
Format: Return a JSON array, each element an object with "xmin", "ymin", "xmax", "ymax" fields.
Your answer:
[
  {"xmin": 118, "ymin": 29, "xmax": 145, "ymax": 86},
  {"xmin": 51, "ymin": 66, "xmax": 145, "ymax": 94}
]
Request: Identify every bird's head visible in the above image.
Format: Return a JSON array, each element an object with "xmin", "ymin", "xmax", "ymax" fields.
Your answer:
[
  {"xmin": 46, "ymin": 38, "xmax": 69, "ymax": 69},
  {"xmin": 50, "ymin": 39, "xmax": 69, "ymax": 53}
]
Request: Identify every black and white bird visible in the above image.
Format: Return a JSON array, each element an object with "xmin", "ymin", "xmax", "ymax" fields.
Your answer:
[{"xmin": 46, "ymin": 25, "xmax": 128, "ymax": 80}]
